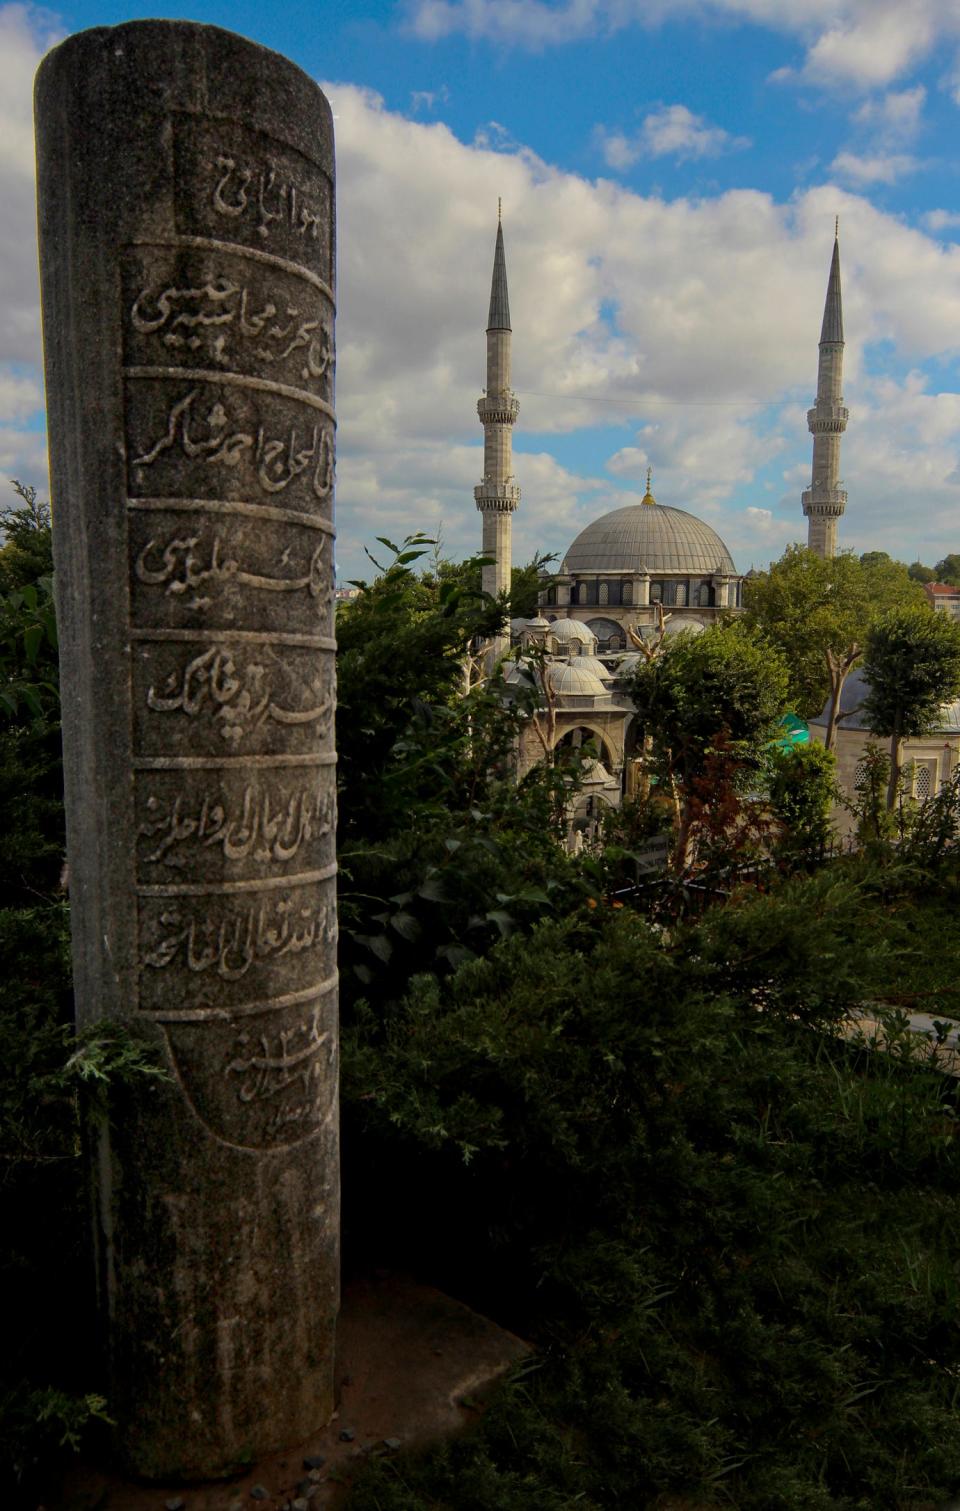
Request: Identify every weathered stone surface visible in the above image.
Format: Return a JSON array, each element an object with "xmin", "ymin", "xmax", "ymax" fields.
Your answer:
[{"xmin": 35, "ymin": 21, "xmax": 338, "ymax": 1479}]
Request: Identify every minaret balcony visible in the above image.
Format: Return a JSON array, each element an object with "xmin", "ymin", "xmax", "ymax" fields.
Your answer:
[
  {"xmin": 807, "ymin": 403, "xmax": 849, "ymax": 433},
  {"xmin": 478, "ymin": 395, "xmax": 520, "ymax": 425},
  {"xmin": 475, "ymin": 482, "xmax": 521, "ymax": 512},
  {"xmin": 802, "ymin": 487, "xmax": 847, "ymax": 517}
]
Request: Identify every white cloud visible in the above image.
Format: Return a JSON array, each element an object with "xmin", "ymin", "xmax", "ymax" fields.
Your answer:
[
  {"xmin": 595, "ymin": 104, "xmax": 749, "ymax": 169},
  {"xmin": 406, "ymin": 0, "xmax": 959, "ymax": 89},
  {"xmin": 0, "ymin": 5, "xmax": 61, "ymax": 378},
  {"xmin": 410, "ymin": 84, "xmax": 450, "ymax": 112},
  {"xmin": 829, "ymin": 150, "xmax": 920, "ymax": 186},
  {"xmin": 852, "ymin": 85, "xmax": 926, "ymax": 139},
  {"xmin": 923, "ymin": 209, "xmax": 960, "ymax": 233},
  {"xmin": 801, "ymin": 10, "xmax": 935, "ymax": 89},
  {"xmin": 0, "ymin": 6, "xmax": 62, "ymax": 492},
  {"xmin": 8, "ymin": 13, "xmax": 960, "ymax": 574}
]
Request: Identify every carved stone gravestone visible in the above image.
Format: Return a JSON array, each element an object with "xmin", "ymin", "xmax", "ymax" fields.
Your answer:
[{"xmin": 35, "ymin": 22, "xmax": 338, "ymax": 1479}]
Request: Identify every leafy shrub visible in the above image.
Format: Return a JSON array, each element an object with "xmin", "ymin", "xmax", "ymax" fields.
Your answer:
[{"xmin": 343, "ymin": 888, "xmax": 960, "ymax": 1509}]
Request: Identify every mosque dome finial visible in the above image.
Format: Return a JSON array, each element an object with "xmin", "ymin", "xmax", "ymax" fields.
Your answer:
[{"xmin": 641, "ymin": 466, "xmax": 656, "ymax": 506}]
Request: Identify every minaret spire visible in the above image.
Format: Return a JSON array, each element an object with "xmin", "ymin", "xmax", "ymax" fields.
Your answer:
[
  {"xmin": 475, "ymin": 211, "xmax": 520, "ymax": 662},
  {"xmin": 802, "ymin": 229, "xmax": 848, "ymax": 557}
]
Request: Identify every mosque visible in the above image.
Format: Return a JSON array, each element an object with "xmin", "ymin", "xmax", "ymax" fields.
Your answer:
[{"xmin": 473, "ymin": 213, "xmax": 849, "ymax": 827}]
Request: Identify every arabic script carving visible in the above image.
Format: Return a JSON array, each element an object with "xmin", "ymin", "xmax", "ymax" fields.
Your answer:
[
  {"xmin": 145, "ymin": 643, "xmax": 332, "ymax": 746},
  {"xmin": 129, "ymin": 274, "xmax": 334, "ymax": 390},
  {"xmin": 135, "ymin": 530, "xmax": 326, "ymax": 607},
  {"xmin": 137, "ymin": 781, "xmax": 334, "ymax": 870},
  {"xmin": 132, "ymin": 388, "xmax": 333, "ymax": 499},
  {"xmin": 142, "ymin": 891, "xmax": 335, "ymax": 979},
  {"xmin": 212, "ymin": 155, "xmax": 323, "ymax": 243},
  {"xmin": 162, "ymin": 992, "xmax": 337, "ymax": 1150}
]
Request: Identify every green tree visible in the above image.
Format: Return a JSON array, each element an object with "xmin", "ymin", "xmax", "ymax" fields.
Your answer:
[
  {"xmin": 336, "ymin": 536, "xmax": 583, "ymax": 1009},
  {"xmin": 765, "ymin": 741, "xmax": 837, "ymax": 862},
  {"xmin": 430, "ymin": 549, "xmax": 555, "ymax": 621},
  {"xmin": 742, "ymin": 545, "xmax": 922, "ymax": 747},
  {"xmin": 862, "ymin": 603, "xmax": 960, "ymax": 808},
  {"xmin": 629, "ymin": 620, "xmax": 788, "ymax": 867},
  {"xmin": 0, "ymin": 481, "xmax": 53, "ymax": 593},
  {"xmin": 934, "ymin": 552, "xmax": 960, "ymax": 586},
  {"xmin": 908, "ymin": 560, "xmax": 937, "ymax": 584}
]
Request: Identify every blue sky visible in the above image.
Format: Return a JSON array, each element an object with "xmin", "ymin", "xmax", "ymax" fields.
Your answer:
[{"xmin": 4, "ymin": 0, "xmax": 960, "ymax": 579}]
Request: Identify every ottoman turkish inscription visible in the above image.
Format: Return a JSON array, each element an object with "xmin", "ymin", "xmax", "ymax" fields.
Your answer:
[
  {"xmin": 127, "ymin": 115, "xmax": 337, "ymax": 1151},
  {"xmin": 35, "ymin": 21, "xmax": 340, "ymax": 1475}
]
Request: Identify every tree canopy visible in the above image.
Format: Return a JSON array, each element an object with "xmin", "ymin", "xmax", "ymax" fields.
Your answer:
[
  {"xmin": 861, "ymin": 602, "xmax": 960, "ymax": 807},
  {"xmin": 629, "ymin": 620, "xmax": 789, "ymax": 865},
  {"xmin": 742, "ymin": 545, "xmax": 923, "ymax": 744}
]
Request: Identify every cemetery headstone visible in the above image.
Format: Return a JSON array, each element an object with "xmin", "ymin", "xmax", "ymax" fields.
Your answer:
[{"xmin": 35, "ymin": 21, "xmax": 339, "ymax": 1478}]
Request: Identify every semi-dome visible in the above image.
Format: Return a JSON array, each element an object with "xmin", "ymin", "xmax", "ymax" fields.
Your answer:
[{"xmin": 562, "ymin": 503, "xmax": 736, "ymax": 576}]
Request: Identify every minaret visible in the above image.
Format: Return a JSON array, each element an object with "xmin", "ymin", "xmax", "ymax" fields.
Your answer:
[
  {"xmin": 802, "ymin": 226, "xmax": 849, "ymax": 557},
  {"xmin": 475, "ymin": 205, "xmax": 520, "ymax": 657}
]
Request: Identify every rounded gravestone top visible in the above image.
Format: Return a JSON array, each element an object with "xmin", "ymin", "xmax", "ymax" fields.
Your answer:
[{"xmin": 562, "ymin": 504, "xmax": 737, "ymax": 576}]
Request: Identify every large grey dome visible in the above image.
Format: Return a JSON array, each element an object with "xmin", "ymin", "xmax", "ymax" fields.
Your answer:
[{"xmin": 562, "ymin": 504, "xmax": 736, "ymax": 576}]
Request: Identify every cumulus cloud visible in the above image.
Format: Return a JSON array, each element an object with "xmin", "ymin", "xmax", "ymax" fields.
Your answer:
[
  {"xmin": 0, "ymin": 5, "xmax": 61, "ymax": 373},
  {"xmin": 852, "ymin": 85, "xmax": 926, "ymax": 139},
  {"xmin": 0, "ymin": 5, "xmax": 62, "ymax": 493},
  {"xmin": 406, "ymin": 0, "xmax": 958, "ymax": 90},
  {"xmin": 595, "ymin": 104, "xmax": 749, "ymax": 170},
  {"xmin": 829, "ymin": 150, "xmax": 919, "ymax": 186},
  {"xmin": 7, "ymin": 8, "xmax": 960, "ymax": 575},
  {"xmin": 828, "ymin": 83, "xmax": 926, "ymax": 189},
  {"xmin": 923, "ymin": 209, "xmax": 960, "ymax": 234}
]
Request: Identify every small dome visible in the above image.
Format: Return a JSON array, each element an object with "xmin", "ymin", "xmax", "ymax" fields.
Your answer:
[
  {"xmin": 546, "ymin": 618, "xmax": 597, "ymax": 647},
  {"xmin": 510, "ymin": 616, "xmax": 530, "ymax": 633},
  {"xmin": 504, "ymin": 656, "xmax": 538, "ymax": 684},
  {"xmin": 613, "ymin": 652, "xmax": 642, "ymax": 673},
  {"xmin": 526, "ymin": 613, "xmax": 551, "ymax": 629},
  {"xmin": 571, "ymin": 654, "xmax": 614, "ymax": 682},
  {"xmin": 562, "ymin": 502, "xmax": 736, "ymax": 576},
  {"xmin": 663, "ymin": 616, "xmax": 705, "ymax": 636},
  {"xmin": 548, "ymin": 661, "xmax": 608, "ymax": 698}
]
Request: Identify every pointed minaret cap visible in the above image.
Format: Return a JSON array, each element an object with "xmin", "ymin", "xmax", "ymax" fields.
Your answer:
[
  {"xmin": 487, "ymin": 215, "xmax": 511, "ymax": 331},
  {"xmin": 819, "ymin": 227, "xmax": 843, "ymax": 345},
  {"xmin": 641, "ymin": 466, "xmax": 657, "ymax": 506}
]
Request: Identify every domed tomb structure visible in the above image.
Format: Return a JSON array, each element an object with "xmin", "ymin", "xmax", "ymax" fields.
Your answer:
[{"xmin": 538, "ymin": 472, "xmax": 742, "ymax": 650}]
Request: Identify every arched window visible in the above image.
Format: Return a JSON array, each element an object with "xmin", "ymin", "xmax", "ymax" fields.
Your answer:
[
  {"xmin": 546, "ymin": 584, "xmax": 557, "ymax": 606},
  {"xmin": 675, "ymin": 582, "xmax": 687, "ymax": 607},
  {"xmin": 650, "ymin": 581, "xmax": 663, "ymax": 603},
  {"xmin": 598, "ymin": 582, "xmax": 608, "ymax": 606},
  {"xmin": 698, "ymin": 582, "xmax": 713, "ymax": 608},
  {"xmin": 622, "ymin": 580, "xmax": 632, "ymax": 605},
  {"xmin": 586, "ymin": 617, "xmax": 622, "ymax": 652}
]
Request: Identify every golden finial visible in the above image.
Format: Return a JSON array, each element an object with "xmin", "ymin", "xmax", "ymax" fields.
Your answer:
[{"xmin": 641, "ymin": 466, "xmax": 656, "ymax": 506}]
